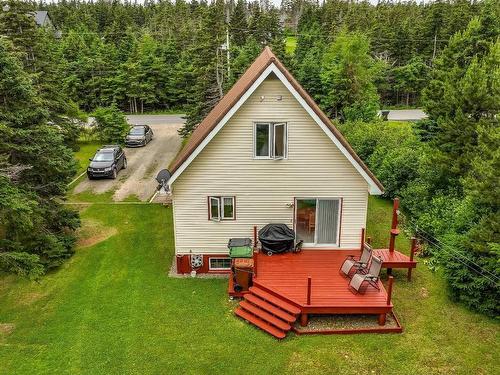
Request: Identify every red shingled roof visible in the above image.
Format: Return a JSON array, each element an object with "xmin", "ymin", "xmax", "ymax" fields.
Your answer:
[{"xmin": 170, "ymin": 46, "xmax": 383, "ymax": 193}]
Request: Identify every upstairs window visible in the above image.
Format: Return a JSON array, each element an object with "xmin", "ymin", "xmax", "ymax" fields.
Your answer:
[
  {"xmin": 254, "ymin": 122, "xmax": 287, "ymax": 159},
  {"xmin": 209, "ymin": 196, "xmax": 235, "ymax": 221}
]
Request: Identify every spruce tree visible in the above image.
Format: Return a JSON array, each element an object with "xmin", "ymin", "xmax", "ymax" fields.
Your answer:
[
  {"xmin": 230, "ymin": 0, "xmax": 248, "ymax": 47},
  {"xmin": 422, "ymin": 2, "xmax": 500, "ymax": 181},
  {"xmin": 181, "ymin": 0, "xmax": 226, "ymax": 138},
  {"xmin": 1, "ymin": 0, "xmax": 83, "ymax": 149},
  {"xmin": 0, "ymin": 37, "xmax": 79, "ymax": 277},
  {"xmin": 320, "ymin": 30, "xmax": 381, "ymax": 122}
]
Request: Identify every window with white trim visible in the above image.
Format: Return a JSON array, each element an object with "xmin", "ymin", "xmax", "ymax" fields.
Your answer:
[
  {"xmin": 254, "ymin": 122, "xmax": 287, "ymax": 159},
  {"xmin": 208, "ymin": 196, "xmax": 235, "ymax": 221},
  {"xmin": 209, "ymin": 257, "xmax": 231, "ymax": 270}
]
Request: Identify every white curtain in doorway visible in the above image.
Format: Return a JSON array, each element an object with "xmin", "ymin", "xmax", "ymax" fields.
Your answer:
[{"xmin": 316, "ymin": 199, "xmax": 340, "ymax": 244}]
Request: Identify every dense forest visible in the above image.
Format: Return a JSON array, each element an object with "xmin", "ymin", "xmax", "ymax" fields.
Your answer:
[
  {"xmin": 0, "ymin": 0, "xmax": 498, "ymax": 316},
  {"xmin": 40, "ymin": 0, "xmax": 486, "ymax": 126}
]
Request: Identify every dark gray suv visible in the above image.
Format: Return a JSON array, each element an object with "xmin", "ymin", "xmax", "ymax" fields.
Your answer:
[{"xmin": 87, "ymin": 145, "xmax": 127, "ymax": 179}]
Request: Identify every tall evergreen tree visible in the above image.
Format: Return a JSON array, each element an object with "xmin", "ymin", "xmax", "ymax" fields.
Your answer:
[
  {"xmin": 320, "ymin": 30, "xmax": 381, "ymax": 122},
  {"xmin": 405, "ymin": 4, "xmax": 500, "ymax": 316},
  {"xmin": 0, "ymin": 37, "xmax": 79, "ymax": 277},
  {"xmin": 422, "ymin": 3, "xmax": 500, "ymax": 182},
  {"xmin": 230, "ymin": 0, "xmax": 248, "ymax": 46},
  {"xmin": 1, "ymin": 0, "xmax": 83, "ymax": 149},
  {"xmin": 181, "ymin": 0, "xmax": 226, "ymax": 138}
]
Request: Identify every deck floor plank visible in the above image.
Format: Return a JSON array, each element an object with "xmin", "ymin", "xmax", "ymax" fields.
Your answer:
[{"xmin": 253, "ymin": 250, "xmax": 393, "ymax": 313}]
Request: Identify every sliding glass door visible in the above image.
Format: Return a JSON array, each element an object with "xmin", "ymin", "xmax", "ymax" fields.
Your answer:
[{"xmin": 295, "ymin": 198, "xmax": 340, "ymax": 246}]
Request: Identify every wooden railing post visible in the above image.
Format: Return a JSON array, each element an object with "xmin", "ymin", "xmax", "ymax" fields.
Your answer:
[
  {"xmin": 391, "ymin": 198, "xmax": 400, "ymax": 230},
  {"xmin": 408, "ymin": 237, "xmax": 417, "ymax": 281},
  {"xmin": 410, "ymin": 237, "xmax": 416, "ymax": 262},
  {"xmin": 389, "ymin": 198, "xmax": 400, "ymax": 254},
  {"xmin": 389, "ymin": 232, "xmax": 397, "ymax": 253},
  {"xmin": 360, "ymin": 227, "xmax": 365, "ymax": 251},
  {"xmin": 387, "ymin": 275, "xmax": 394, "ymax": 305},
  {"xmin": 253, "ymin": 250, "xmax": 257, "ymax": 279},
  {"xmin": 307, "ymin": 277, "xmax": 312, "ymax": 305},
  {"xmin": 253, "ymin": 225, "xmax": 258, "ymax": 249},
  {"xmin": 379, "ymin": 276, "xmax": 394, "ymax": 325}
]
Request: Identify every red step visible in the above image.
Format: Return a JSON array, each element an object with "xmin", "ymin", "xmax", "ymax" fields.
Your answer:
[
  {"xmin": 249, "ymin": 286, "xmax": 301, "ymax": 315},
  {"xmin": 239, "ymin": 301, "xmax": 291, "ymax": 331},
  {"xmin": 235, "ymin": 307, "xmax": 286, "ymax": 339},
  {"xmin": 244, "ymin": 294, "xmax": 297, "ymax": 323}
]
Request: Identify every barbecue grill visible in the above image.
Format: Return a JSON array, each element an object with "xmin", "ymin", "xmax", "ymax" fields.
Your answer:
[{"xmin": 258, "ymin": 224, "xmax": 297, "ymax": 255}]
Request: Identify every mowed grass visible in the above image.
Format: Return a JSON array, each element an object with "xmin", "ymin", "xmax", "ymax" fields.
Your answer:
[
  {"xmin": 285, "ymin": 36, "xmax": 297, "ymax": 55},
  {"xmin": 0, "ymin": 198, "xmax": 499, "ymax": 374},
  {"xmin": 74, "ymin": 142, "xmax": 101, "ymax": 175}
]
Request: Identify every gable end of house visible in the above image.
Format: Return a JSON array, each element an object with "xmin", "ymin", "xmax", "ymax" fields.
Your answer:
[{"xmin": 169, "ymin": 47, "xmax": 384, "ymax": 195}]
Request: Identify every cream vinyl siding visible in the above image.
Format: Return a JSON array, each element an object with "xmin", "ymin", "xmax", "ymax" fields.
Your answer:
[{"xmin": 172, "ymin": 76, "xmax": 369, "ymax": 254}]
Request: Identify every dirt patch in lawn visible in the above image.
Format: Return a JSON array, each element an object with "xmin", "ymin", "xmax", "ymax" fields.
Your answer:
[
  {"xmin": 18, "ymin": 292, "xmax": 48, "ymax": 306},
  {"xmin": 0, "ymin": 323, "xmax": 15, "ymax": 336},
  {"xmin": 0, "ymin": 275, "xmax": 16, "ymax": 294},
  {"xmin": 77, "ymin": 219, "xmax": 118, "ymax": 248}
]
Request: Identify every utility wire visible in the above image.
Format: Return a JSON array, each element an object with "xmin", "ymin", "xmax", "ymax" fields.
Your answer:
[
  {"xmin": 403, "ymin": 217, "xmax": 500, "ymax": 286},
  {"xmin": 417, "ymin": 232, "xmax": 500, "ymax": 287},
  {"xmin": 405, "ymin": 217, "xmax": 500, "ymax": 280}
]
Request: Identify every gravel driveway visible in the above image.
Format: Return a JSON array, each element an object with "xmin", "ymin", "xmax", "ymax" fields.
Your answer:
[{"xmin": 74, "ymin": 115, "xmax": 184, "ymax": 201}]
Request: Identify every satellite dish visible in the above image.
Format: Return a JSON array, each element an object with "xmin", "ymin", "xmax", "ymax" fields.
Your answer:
[{"xmin": 156, "ymin": 169, "xmax": 171, "ymax": 192}]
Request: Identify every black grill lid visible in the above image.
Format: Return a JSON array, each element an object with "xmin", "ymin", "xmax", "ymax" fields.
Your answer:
[{"xmin": 258, "ymin": 224, "xmax": 295, "ymax": 253}]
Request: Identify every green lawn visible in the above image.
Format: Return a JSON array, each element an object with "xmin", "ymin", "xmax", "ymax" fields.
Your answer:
[
  {"xmin": 285, "ymin": 36, "xmax": 297, "ymax": 55},
  {"xmin": 0, "ymin": 198, "xmax": 498, "ymax": 374},
  {"xmin": 73, "ymin": 142, "xmax": 101, "ymax": 175}
]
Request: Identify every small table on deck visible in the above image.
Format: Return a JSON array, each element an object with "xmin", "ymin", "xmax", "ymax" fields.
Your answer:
[{"xmin": 372, "ymin": 249, "xmax": 417, "ymax": 280}]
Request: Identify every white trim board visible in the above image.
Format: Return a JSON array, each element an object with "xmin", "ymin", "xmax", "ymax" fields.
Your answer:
[{"xmin": 168, "ymin": 63, "xmax": 383, "ymax": 195}]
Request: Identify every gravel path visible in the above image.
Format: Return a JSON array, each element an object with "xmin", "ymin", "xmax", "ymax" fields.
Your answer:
[{"xmin": 73, "ymin": 120, "xmax": 183, "ymax": 202}]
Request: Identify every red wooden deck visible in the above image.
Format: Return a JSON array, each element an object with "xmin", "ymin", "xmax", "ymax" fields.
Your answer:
[{"xmin": 253, "ymin": 250, "xmax": 393, "ymax": 315}]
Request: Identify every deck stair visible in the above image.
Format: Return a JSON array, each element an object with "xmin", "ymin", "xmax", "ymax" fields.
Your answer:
[{"xmin": 234, "ymin": 286, "xmax": 300, "ymax": 339}]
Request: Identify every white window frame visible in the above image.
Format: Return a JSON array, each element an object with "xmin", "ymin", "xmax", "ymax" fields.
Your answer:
[
  {"xmin": 209, "ymin": 196, "xmax": 235, "ymax": 221},
  {"xmin": 209, "ymin": 196, "xmax": 221, "ymax": 221},
  {"xmin": 222, "ymin": 196, "xmax": 235, "ymax": 220},
  {"xmin": 273, "ymin": 122, "xmax": 286, "ymax": 159},
  {"xmin": 294, "ymin": 197, "xmax": 342, "ymax": 247},
  {"xmin": 253, "ymin": 122, "xmax": 272, "ymax": 159},
  {"xmin": 253, "ymin": 122, "xmax": 287, "ymax": 160},
  {"xmin": 209, "ymin": 257, "xmax": 232, "ymax": 271}
]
